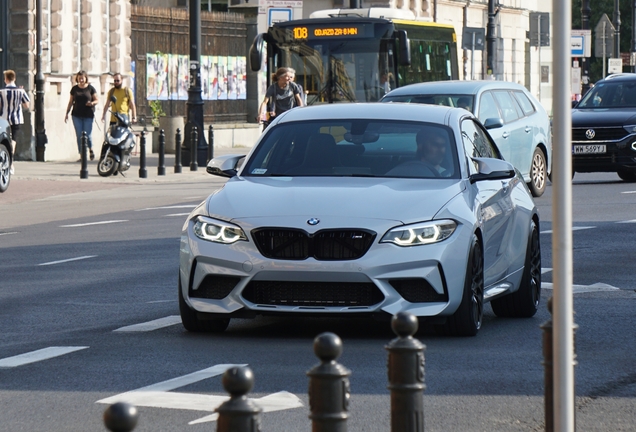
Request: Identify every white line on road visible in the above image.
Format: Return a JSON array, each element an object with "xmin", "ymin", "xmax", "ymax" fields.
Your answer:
[
  {"xmin": 38, "ymin": 255, "xmax": 97, "ymax": 266},
  {"xmin": 0, "ymin": 231, "xmax": 18, "ymax": 236},
  {"xmin": 136, "ymin": 205, "xmax": 198, "ymax": 211},
  {"xmin": 113, "ymin": 315, "xmax": 181, "ymax": 332},
  {"xmin": 164, "ymin": 213, "xmax": 191, "ymax": 217},
  {"xmin": 0, "ymin": 346, "xmax": 89, "ymax": 368},
  {"xmin": 617, "ymin": 219, "xmax": 636, "ymax": 223},
  {"xmin": 60, "ymin": 220, "xmax": 128, "ymax": 228},
  {"xmin": 146, "ymin": 300, "xmax": 176, "ymax": 304},
  {"xmin": 540, "ymin": 226, "xmax": 595, "ymax": 234},
  {"xmin": 542, "ymin": 282, "xmax": 621, "ymax": 293},
  {"xmin": 621, "ymin": 190, "xmax": 636, "ymax": 194},
  {"xmin": 542, "ymin": 268, "xmax": 552, "ymax": 274},
  {"xmin": 96, "ymin": 364, "xmax": 303, "ymax": 425}
]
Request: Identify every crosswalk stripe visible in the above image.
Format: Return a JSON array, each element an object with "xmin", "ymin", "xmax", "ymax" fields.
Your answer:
[
  {"xmin": 113, "ymin": 315, "xmax": 181, "ymax": 332},
  {"xmin": 0, "ymin": 346, "xmax": 89, "ymax": 368}
]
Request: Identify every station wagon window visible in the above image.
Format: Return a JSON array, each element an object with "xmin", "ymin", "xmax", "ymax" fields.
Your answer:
[
  {"xmin": 477, "ymin": 91, "xmax": 501, "ymax": 123},
  {"xmin": 460, "ymin": 119, "xmax": 500, "ymax": 173},
  {"xmin": 492, "ymin": 90, "xmax": 521, "ymax": 123},
  {"xmin": 513, "ymin": 91, "xmax": 536, "ymax": 116}
]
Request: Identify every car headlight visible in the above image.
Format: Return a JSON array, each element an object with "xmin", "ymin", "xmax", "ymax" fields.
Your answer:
[
  {"xmin": 623, "ymin": 124, "xmax": 636, "ymax": 134},
  {"xmin": 380, "ymin": 220, "xmax": 457, "ymax": 246},
  {"xmin": 192, "ymin": 216, "xmax": 247, "ymax": 244}
]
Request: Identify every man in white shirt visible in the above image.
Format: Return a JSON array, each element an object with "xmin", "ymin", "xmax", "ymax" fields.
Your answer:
[{"xmin": 0, "ymin": 70, "xmax": 30, "ymax": 174}]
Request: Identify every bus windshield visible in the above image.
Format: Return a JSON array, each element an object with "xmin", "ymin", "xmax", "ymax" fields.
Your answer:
[{"xmin": 279, "ymin": 38, "xmax": 395, "ymax": 104}]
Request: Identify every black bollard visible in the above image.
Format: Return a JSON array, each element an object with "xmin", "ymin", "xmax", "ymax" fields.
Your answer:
[
  {"xmin": 541, "ymin": 297, "xmax": 578, "ymax": 432},
  {"xmin": 80, "ymin": 131, "xmax": 88, "ymax": 179},
  {"xmin": 190, "ymin": 126, "xmax": 198, "ymax": 171},
  {"xmin": 207, "ymin": 124, "xmax": 214, "ymax": 164},
  {"xmin": 174, "ymin": 128, "xmax": 182, "ymax": 174},
  {"xmin": 216, "ymin": 366, "xmax": 262, "ymax": 432},
  {"xmin": 158, "ymin": 129, "xmax": 166, "ymax": 176},
  {"xmin": 103, "ymin": 402, "xmax": 139, "ymax": 432},
  {"xmin": 307, "ymin": 332, "xmax": 350, "ymax": 432},
  {"xmin": 385, "ymin": 312, "xmax": 426, "ymax": 432},
  {"xmin": 138, "ymin": 131, "xmax": 147, "ymax": 179}
]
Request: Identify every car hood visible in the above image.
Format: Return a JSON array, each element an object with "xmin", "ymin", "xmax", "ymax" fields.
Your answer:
[
  {"xmin": 572, "ymin": 108, "xmax": 636, "ymax": 126},
  {"xmin": 205, "ymin": 177, "xmax": 463, "ymax": 225}
]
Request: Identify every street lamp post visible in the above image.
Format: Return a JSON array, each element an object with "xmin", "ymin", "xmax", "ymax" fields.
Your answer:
[
  {"xmin": 184, "ymin": 0, "xmax": 207, "ymax": 166},
  {"xmin": 581, "ymin": 0, "xmax": 591, "ymax": 94},
  {"xmin": 614, "ymin": 0, "xmax": 621, "ymax": 59},
  {"xmin": 486, "ymin": 0, "xmax": 496, "ymax": 78},
  {"xmin": 35, "ymin": 0, "xmax": 48, "ymax": 161}
]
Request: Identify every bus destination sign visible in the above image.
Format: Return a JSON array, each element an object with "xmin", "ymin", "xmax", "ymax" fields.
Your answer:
[{"xmin": 292, "ymin": 24, "xmax": 365, "ymax": 39}]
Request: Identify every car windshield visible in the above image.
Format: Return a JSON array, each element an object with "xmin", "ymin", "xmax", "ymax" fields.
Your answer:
[
  {"xmin": 242, "ymin": 120, "xmax": 460, "ymax": 179},
  {"xmin": 382, "ymin": 94, "xmax": 474, "ymax": 112},
  {"xmin": 578, "ymin": 80, "xmax": 636, "ymax": 108}
]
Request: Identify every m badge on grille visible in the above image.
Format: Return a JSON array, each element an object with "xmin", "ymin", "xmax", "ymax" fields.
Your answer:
[
  {"xmin": 307, "ymin": 218, "xmax": 320, "ymax": 226},
  {"xmin": 585, "ymin": 129, "xmax": 596, "ymax": 139}
]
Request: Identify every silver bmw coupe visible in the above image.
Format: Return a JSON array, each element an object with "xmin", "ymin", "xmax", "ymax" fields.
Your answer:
[{"xmin": 179, "ymin": 103, "xmax": 541, "ymax": 336}]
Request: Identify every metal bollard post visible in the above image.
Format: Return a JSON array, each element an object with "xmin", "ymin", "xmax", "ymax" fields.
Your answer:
[
  {"xmin": 80, "ymin": 131, "xmax": 88, "ymax": 179},
  {"xmin": 541, "ymin": 297, "xmax": 578, "ymax": 432},
  {"xmin": 385, "ymin": 312, "xmax": 426, "ymax": 432},
  {"xmin": 174, "ymin": 128, "xmax": 182, "ymax": 173},
  {"xmin": 307, "ymin": 332, "xmax": 351, "ymax": 432},
  {"xmin": 158, "ymin": 129, "xmax": 166, "ymax": 176},
  {"xmin": 216, "ymin": 366, "xmax": 262, "ymax": 432},
  {"xmin": 138, "ymin": 131, "xmax": 147, "ymax": 179},
  {"xmin": 190, "ymin": 126, "xmax": 198, "ymax": 171},
  {"xmin": 207, "ymin": 124, "xmax": 214, "ymax": 164},
  {"xmin": 103, "ymin": 402, "xmax": 138, "ymax": 432}
]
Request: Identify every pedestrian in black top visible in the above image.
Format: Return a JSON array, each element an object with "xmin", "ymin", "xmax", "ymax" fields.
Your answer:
[
  {"xmin": 64, "ymin": 70, "xmax": 98, "ymax": 161},
  {"xmin": 257, "ymin": 67, "xmax": 303, "ymax": 125}
]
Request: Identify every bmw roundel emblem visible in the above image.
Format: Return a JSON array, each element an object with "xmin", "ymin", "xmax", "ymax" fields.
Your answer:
[
  {"xmin": 585, "ymin": 129, "xmax": 596, "ymax": 139},
  {"xmin": 307, "ymin": 218, "xmax": 320, "ymax": 226}
]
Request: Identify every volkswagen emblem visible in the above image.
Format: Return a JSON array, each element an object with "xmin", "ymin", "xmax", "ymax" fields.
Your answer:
[
  {"xmin": 585, "ymin": 129, "xmax": 596, "ymax": 139},
  {"xmin": 307, "ymin": 218, "xmax": 320, "ymax": 226}
]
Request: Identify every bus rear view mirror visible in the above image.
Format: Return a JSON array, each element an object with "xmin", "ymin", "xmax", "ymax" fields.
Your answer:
[
  {"xmin": 250, "ymin": 33, "xmax": 265, "ymax": 72},
  {"xmin": 396, "ymin": 30, "xmax": 411, "ymax": 66}
]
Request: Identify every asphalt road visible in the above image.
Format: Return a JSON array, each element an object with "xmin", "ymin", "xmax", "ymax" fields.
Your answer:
[{"xmin": 0, "ymin": 168, "xmax": 634, "ymax": 431}]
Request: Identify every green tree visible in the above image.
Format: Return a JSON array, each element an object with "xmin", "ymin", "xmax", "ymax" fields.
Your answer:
[{"xmin": 572, "ymin": 0, "xmax": 634, "ymax": 82}]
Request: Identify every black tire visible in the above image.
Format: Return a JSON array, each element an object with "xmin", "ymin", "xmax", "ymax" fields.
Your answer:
[
  {"xmin": 178, "ymin": 278, "xmax": 230, "ymax": 333},
  {"xmin": 617, "ymin": 170, "xmax": 636, "ymax": 182},
  {"xmin": 97, "ymin": 155, "xmax": 117, "ymax": 177},
  {"xmin": 443, "ymin": 235, "xmax": 484, "ymax": 336},
  {"xmin": 491, "ymin": 220, "xmax": 541, "ymax": 318},
  {"xmin": 0, "ymin": 143, "xmax": 10, "ymax": 193},
  {"xmin": 528, "ymin": 148, "xmax": 547, "ymax": 197}
]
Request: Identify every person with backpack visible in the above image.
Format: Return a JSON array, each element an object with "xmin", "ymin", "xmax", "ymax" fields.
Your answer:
[{"xmin": 101, "ymin": 73, "xmax": 137, "ymax": 126}]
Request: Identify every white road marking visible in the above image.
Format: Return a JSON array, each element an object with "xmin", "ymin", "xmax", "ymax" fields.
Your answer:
[
  {"xmin": 621, "ymin": 190, "xmax": 636, "ymax": 194},
  {"xmin": 113, "ymin": 315, "xmax": 181, "ymax": 332},
  {"xmin": 60, "ymin": 220, "xmax": 128, "ymax": 228},
  {"xmin": 146, "ymin": 300, "xmax": 176, "ymax": 304},
  {"xmin": 38, "ymin": 255, "xmax": 97, "ymax": 266},
  {"xmin": 165, "ymin": 213, "xmax": 191, "ymax": 217},
  {"xmin": 540, "ymin": 226, "xmax": 595, "ymax": 234},
  {"xmin": 0, "ymin": 346, "xmax": 89, "ymax": 368},
  {"xmin": 0, "ymin": 231, "xmax": 18, "ymax": 236},
  {"xmin": 542, "ymin": 282, "xmax": 621, "ymax": 293},
  {"xmin": 617, "ymin": 219, "xmax": 636, "ymax": 223},
  {"xmin": 542, "ymin": 268, "xmax": 552, "ymax": 274},
  {"xmin": 96, "ymin": 364, "xmax": 303, "ymax": 425},
  {"xmin": 136, "ymin": 205, "xmax": 197, "ymax": 211}
]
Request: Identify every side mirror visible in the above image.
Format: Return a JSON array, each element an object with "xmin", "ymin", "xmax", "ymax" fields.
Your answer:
[
  {"xmin": 396, "ymin": 30, "xmax": 411, "ymax": 66},
  {"xmin": 249, "ymin": 33, "xmax": 265, "ymax": 72},
  {"xmin": 483, "ymin": 117, "xmax": 504, "ymax": 130},
  {"xmin": 206, "ymin": 154, "xmax": 246, "ymax": 178},
  {"xmin": 469, "ymin": 157, "xmax": 515, "ymax": 183}
]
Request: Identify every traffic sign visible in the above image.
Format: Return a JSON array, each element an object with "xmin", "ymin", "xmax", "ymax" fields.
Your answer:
[
  {"xmin": 608, "ymin": 58, "xmax": 622, "ymax": 74},
  {"xmin": 529, "ymin": 12, "xmax": 550, "ymax": 47},
  {"xmin": 594, "ymin": 14, "xmax": 615, "ymax": 58},
  {"xmin": 462, "ymin": 27, "xmax": 485, "ymax": 51},
  {"xmin": 571, "ymin": 29, "xmax": 591, "ymax": 57}
]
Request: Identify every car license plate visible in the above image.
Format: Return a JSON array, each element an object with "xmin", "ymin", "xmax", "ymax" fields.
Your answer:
[{"xmin": 573, "ymin": 145, "xmax": 606, "ymax": 154}]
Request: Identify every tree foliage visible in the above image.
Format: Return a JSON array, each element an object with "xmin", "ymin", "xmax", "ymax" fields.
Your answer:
[{"xmin": 571, "ymin": 0, "xmax": 635, "ymax": 82}]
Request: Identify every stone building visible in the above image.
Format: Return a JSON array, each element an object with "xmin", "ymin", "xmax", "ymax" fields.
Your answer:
[{"xmin": 1, "ymin": 0, "xmax": 552, "ymax": 161}]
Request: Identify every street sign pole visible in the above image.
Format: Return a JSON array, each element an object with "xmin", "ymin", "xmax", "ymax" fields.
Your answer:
[
  {"xmin": 471, "ymin": 32, "xmax": 476, "ymax": 80},
  {"xmin": 603, "ymin": 21, "xmax": 607, "ymax": 77},
  {"xmin": 552, "ymin": 0, "xmax": 575, "ymax": 430},
  {"xmin": 538, "ymin": 14, "xmax": 542, "ymax": 101}
]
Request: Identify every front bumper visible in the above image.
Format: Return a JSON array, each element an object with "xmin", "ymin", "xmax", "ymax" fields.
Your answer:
[{"xmin": 572, "ymin": 133, "xmax": 636, "ymax": 172}]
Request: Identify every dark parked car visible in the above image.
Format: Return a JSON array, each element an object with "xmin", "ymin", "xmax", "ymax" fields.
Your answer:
[
  {"xmin": 381, "ymin": 80, "xmax": 552, "ymax": 197},
  {"xmin": 0, "ymin": 118, "xmax": 11, "ymax": 193},
  {"xmin": 572, "ymin": 73, "xmax": 636, "ymax": 181}
]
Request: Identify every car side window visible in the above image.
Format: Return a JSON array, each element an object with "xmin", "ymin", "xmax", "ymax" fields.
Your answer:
[
  {"xmin": 492, "ymin": 90, "xmax": 521, "ymax": 123},
  {"xmin": 513, "ymin": 91, "xmax": 536, "ymax": 116},
  {"xmin": 461, "ymin": 119, "xmax": 501, "ymax": 173},
  {"xmin": 477, "ymin": 91, "xmax": 501, "ymax": 123}
]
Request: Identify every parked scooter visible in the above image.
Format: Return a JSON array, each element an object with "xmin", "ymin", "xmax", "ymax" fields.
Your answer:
[{"xmin": 97, "ymin": 95, "xmax": 135, "ymax": 177}]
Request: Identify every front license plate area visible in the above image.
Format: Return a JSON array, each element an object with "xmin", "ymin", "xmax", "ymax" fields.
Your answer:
[{"xmin": 573, "ymin": 144, "xmax": 607, "ymax": 154}]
